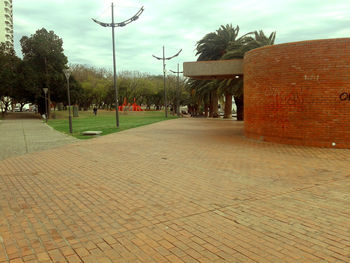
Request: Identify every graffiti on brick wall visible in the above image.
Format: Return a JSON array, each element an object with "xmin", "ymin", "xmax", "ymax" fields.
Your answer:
[
  {"xmin": 265, "ymin": 90, "xmax": 304, "ymax": 107},
  {"xmin": 273, "ymin": 93, "xmax": 303, "ymax": 106},
  {"xmin": 284, "ymin": 92, "xmax": 303, "ymax": 105},
  {"xmin": 339, "ymin": 92, "xmax": 350, "ymax": 101},
  {"xmin": 304, "ymin": 75, "xmax": 320, "ymax": 81}
]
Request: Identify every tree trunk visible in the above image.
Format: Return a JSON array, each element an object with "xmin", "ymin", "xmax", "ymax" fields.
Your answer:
[
  {"xmin": 20, "ymin": 103, "xmax": 25, "ymax": 112},
  {"xmin": 211, "ymin": 89, "xmax": 219, "ymax": 118},
  {"xmin": 208, "ymin": 91, "xmax": 213, "ymax": 117},
  {"xmin": 224, "ymin": 92, "xmax": 232, "ymax": 119},
  {"xmin": 11, "ymin": 101, "xmax": 15, "ymax": 112},
  {"xmin": 234, "ymin": 94, "xmax": 244, "ymax": 121},
  {"xmin": 44, "ymin": 57, "xmax": 51, "ymax": 119},
  {"xmin": 204, "ymin": 102, "xmax": 209, "ymax": 117},
  {"xmin": 172, "ymin": 103, "xmax": 176, "ymax": 115},
  {"xmin": 48, "ymin": 90, "xmax": 51, "ymax": 119}
]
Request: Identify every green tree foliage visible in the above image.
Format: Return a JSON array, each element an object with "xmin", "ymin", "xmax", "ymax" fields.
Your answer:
[
  {"xmin": 196, "ymin": 25, "xmax": 247, "ymax": 61},
  {"xmin": 53, "ymin": 74, "xmax": 83, "ymax": 109},
  {"xmin": 12, "ymin": 60, "xmax": 43, "ymax": 111},
  {"xmin": 192, "ymin": 24, "xmax": 276, "ymax": 120},
  {"xmin": 221, "ymin": 30, "xmax": 276, "ymax": 120},
  {"xmin": 71, "ymin": 65, "xmax": 112, "ymax": 110},
  {"xmin": 20, "ymin": 28, "xmax": 68, "ymax": 115},
  {"xmin": 70, "ymin": 65, "xmax": 189, "ymax": 113},
  {"xmin": 0, "ymin": 43, "xmax": 20, "ymax": 114},
  {"xmin": 138, "ymin": 75, "xmax": 163, "ymax": 110},
  {"xmin": 2, "ymin": 29, "xmax": 190, "ymax": 117},
  {"xmin": 186, "ymin": 79, "xmax": 211, "ymax": 117},
  {"xmin": 194, "ymin": 25, "xmax": 247, "ymax": 118},
  {"xmin": 118, "ymin": 71, "xmax": 146, "ymax": 104},
  {"xmin": 165, "ymin": 74, "xmax": 188, "ymax": 115}
]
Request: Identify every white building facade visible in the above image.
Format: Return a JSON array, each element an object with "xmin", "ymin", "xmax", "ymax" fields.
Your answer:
[{"xmin": 0, "ymin": 0, "xmax": 13, "ymax": 47}]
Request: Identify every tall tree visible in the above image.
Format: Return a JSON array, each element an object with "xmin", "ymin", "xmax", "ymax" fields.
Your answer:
[
  {"xmin": 195, "ymin": 25, "xmax": 248, "ymax": 118},
  {"xmin": 195, "ymin": 25, "xmax": 276, "ymax": 120},
  {"xmin": 0, "ymin": 43, "xmax": 20, "ymax": 115},
  {"xmin": 20, "ymin": 28, "xmax": 68, "ymax": 116},
  {"xmin": 12, "ymin": 60, "xmax": 39, "ymax": 111},
  {"xmin": 221, "ymin": 30, "xmax": 276, "ymax": 120},
  {"xmin": 186, "ymin": 79, "xmax": 211, "ymax": 117},
  {"xmin": 196, "ymin": 24, "xmax": 245, "ymax": 61},
  {"xmin": 71, "ymin": 64, "xmax": 112, "ymax": 110}
]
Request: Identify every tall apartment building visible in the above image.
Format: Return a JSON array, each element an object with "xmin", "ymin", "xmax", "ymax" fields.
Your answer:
[{"xmin": 0, "ymin": 0, "xmax": 13, "ymax": 47}]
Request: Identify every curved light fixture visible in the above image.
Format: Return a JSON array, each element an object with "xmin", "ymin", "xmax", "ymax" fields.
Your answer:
[
  {"xmin": 92, "ymin": 6, "xmax": 144, "ymax": 28},
  {"xmin": 92, "ymin": 3, "xmax": 144, "ymax": 128},
  {"xmin": 152, "ymin": 47, "xmax": 182, "ymax": 118}
]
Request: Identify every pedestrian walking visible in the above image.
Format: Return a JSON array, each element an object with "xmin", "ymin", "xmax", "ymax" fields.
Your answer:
[{"xmin": 93, "ymin": 106, "xmax": 97, "ymax": 116}]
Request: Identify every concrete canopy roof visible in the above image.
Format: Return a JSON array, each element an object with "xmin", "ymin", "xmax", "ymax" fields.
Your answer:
[{"xmin": 183, "ymin": 59, "xmax": 243, "ymax": 80}]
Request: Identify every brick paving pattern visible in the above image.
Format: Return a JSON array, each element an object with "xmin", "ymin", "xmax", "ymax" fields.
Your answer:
[
  {"xmin": 0, "ymin": 115, "xmax": 76, "ymax": 161},
  {"xmin": 0, "ymin": 118, "xmax": 349, "ymax": 262}
]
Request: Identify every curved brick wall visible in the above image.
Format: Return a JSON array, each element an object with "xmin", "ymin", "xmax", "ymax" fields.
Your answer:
[{"xmin": 244, "ymin": 38, "xmax": 350, "ymax": 148}]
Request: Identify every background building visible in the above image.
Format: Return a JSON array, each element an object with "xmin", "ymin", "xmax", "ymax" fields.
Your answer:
[
  {"xmin": 0, "ymin": 0, "xmax": 13, "ymax": 47},
  {"xmin": 184, "ymin": 38, "xmax": 350, "ymax": 148}
]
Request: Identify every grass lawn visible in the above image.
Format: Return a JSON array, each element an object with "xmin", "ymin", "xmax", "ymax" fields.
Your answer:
[{"xmin": 48, "ymin": 110, "xmax": 177, "ymax": 139}]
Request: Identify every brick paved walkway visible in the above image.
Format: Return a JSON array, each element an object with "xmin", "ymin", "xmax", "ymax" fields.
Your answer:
[
  {"xmin": 0, "ymin": 113, "xmax": 76, "ymax": 161},
  {"xmin": 0, "ymin": 119, "xmax": 349, "ymax": 262}
]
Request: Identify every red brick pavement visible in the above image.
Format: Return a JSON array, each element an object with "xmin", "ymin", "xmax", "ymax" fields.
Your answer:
[{"xmin": 0, "ymin": 119, "xmax": 349, "ymax": 262}]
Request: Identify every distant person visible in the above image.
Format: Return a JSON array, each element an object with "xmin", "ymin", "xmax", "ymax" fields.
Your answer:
[{"xmin": 93, "ymin": 106, "xmax": 97, "ymax": 116}]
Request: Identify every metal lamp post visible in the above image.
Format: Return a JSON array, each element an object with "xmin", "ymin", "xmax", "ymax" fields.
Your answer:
[
  {"xmin": 170, "ymin": 63, "xmax": 183, "ymax": 117},
  {"xmin": 43, "ymin": 88, "xmax": 48, "ymax": 123},
  {"xmin": 92, "ymin": 3, "xmax": 144, "ymax": 128},
  {"xmin": 152, "ymin": 47, "xmax": 182, "ymax": 118},
  {"xmin": 63, "ymin": 68, "xmax": 73, "ymax": 133}
]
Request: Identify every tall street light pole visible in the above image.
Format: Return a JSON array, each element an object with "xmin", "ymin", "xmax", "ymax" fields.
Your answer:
[
  {"xmin": 63, "ymin": 68, "xmax": 73, "ymax": 134},
  {"xmin": 152, "ymin": 47, "xmax": 182, "ymax": 118},
  {"xmin": 170, "ymin": 63, "xmax": 183, "ymax": 117},
  {"xmin": 92, "ymin": 3, "xmax": 144, "ymax": 128},
  {"xmin": 43, "ymin": 88, "xmax": 48, "ymax": 123}
]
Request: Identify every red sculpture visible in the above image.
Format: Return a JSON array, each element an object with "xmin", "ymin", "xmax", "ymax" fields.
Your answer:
[{"xmin": 118, "ymin": 98, "xmax": 143, "ymax": 111}]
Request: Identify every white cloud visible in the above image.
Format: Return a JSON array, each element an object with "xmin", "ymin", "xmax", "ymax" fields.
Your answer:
[{"xmin": 12, "ymin": 0, "xmax": 350, "ymax": 75}]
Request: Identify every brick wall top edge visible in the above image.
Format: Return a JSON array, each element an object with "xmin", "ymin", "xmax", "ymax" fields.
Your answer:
[
  {"xmin": 184, "ymin": 59, "xmax": 243, "ymax": 64},
  {"xmin": 244, "ymin": 37, "xmax": 350, "ymax": 58}
]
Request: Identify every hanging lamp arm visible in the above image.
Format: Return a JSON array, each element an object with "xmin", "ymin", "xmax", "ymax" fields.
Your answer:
[
  {"xmin": 92, "ymin": 6, "xmax": 144, "ymax": 28},
  {"xmin": 165, "ymin": 49, "xmax": 182, "ymax": 60}
]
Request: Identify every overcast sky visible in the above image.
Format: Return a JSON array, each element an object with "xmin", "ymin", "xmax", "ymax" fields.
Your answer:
[{"xmin": 13, "ymin": 0, "xmax": 350, "ymax": 75}]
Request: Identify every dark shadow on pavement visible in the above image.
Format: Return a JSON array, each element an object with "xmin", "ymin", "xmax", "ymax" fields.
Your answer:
[{"xmin": 1, "ymin": 112, "xmax": 41, "ymax": 120}]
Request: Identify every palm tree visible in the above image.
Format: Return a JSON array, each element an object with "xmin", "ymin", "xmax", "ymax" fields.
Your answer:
[
  {"xmin": 223, "ymin": 30, "xmax": 276, "ymax": 59},
  {"xmin": 196, "ymin": 24, "xmax": 243, "ymax": 61},
  {"xmin": 194, "ymin": 25, "xmax": 276, "ymax": 120},
  {"xmin": 186, "ymin": 79, "xmax": 211, "ymax": 116},
  {"xmin": 220, "ymin": 30, "xmax": 276, "ymax": 120},
  {"xmin": 217, "ymin": 78, "xmax": 243, "ymax": 119},
  {"xmin": 195, "ymin": 24, "xmax": 246, "ymax": 117}
]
